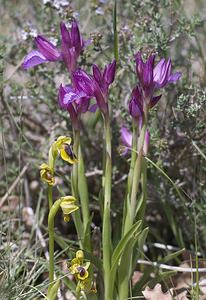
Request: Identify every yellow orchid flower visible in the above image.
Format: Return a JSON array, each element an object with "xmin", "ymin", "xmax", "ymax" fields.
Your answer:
[
  {"xmin": 60, "ymin": 196, "xmax": 79, "ymax": 222},
  {"xmin": 68, "ymin": 250, "xmax": 97, "ymax": 294},
  {"xmin": 40, "ymin": 163, "xmax": 55, "ymax": 185},
  {"xmin": 53, "ymin": 136, "xmax": 78, "ymax": 164}
]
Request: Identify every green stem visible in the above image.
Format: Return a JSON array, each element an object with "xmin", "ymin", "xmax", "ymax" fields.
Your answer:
[
  {"xmin": 72, "ymin": 129, "xmax": 84, "ymax": 248},
  {"xmin": 130, "ymin": 118, "xmax": 147, "ymax": 222},
  {"xmin": 123, "ymin": 121, "xmax": 138, "ymax": 235},
  {"xmin": 113, "ymin": 0, "xmax": 119, "ymax": 62},
  {"xmin": 76, "ymin": 282, "xmax": 81, "ymax": 300},
  {"xmin": 48, "ymin": 199, "xmax": 62, "ymax": 288},
  {"xmin": 136, "ymin": 157, "xmax": 147, "ymax": 222},
  {"xmin": 78, "ymin": 143, "xmax": 91, "ymax": 251},
  {"xmin": 119, "ymin": 115, "xmax": 148, "ymax": 300},
  {"xmin": 102, "ymin": 113, "xmax": 112, "ymax": 300},
  {"xmin": 48, "ymin": 185, "xmax": 53, "ymax": 210}
]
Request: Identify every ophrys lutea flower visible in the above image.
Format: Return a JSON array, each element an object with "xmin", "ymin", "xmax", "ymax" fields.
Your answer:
[
  {"xmin": 60, "ymin": 196, "xmax": 79, "ymax": 222},
  {"xmin": 52, "ymin": 136, "xmax": 78, "ymax": 164},
  {"xmin": 68, "ymin": 250, "xmax": 96, "ymax": 294},
  {"xmin": 40, "ymin": 163, "xmax": 55, "ymax": 185}
]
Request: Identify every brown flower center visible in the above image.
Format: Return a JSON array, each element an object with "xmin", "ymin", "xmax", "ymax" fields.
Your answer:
[{"xmin": 64, "ymin": 144, "xmax": 77, "ymax": 160}]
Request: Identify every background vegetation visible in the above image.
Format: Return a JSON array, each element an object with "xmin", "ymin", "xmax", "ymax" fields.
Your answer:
[{"xmin": 1, "ymin": 0, "xmax": 206, "ymax": 299}]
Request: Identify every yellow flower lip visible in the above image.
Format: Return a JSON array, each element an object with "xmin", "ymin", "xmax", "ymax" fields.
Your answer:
[
  {"xmin": 77, "ymin": 267, "xmax": 89, "ymax": 280},
  {"xmin": 68, "ymin": 250, "xmax": 95, "ymax": 293},
  {"xmin": 52, "ymin": 136, "xmax": 78, "ymax": 164},
  {"xmin": 39, "ymin": 163, "xmax": 55, "ymax": 185},
  {"xmin": 60, "ymin": 144, "xmax": 78, "ymax": 164}
]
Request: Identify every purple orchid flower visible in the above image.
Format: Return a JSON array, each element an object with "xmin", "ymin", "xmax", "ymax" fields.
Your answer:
[
  {"xmin": 72, "ymin": 60, "xmax": 116, "ymax": 114},
  {"xmin": 58, "ymin": 84, "xmax": 96, "ymax": 129},
  {"xmin": 23, "ymin": 21, "xmax": 87, "ymax": 73},
  {"xmin": 129, "ymin": 86, "xmax": 144, "ymax": 120},
  {"xmin": 129, "ymin": 85, "xmax": 162, "ymax": 125},
  {"xmin": 134, "ymin": 51, "xmax": 181, "ymax": 98},
  {"xmin": 120, "ymin": 127, "xmax": 150, "ymax": 156},
  {"xmin": 22, "ymin": 37, "xmax": 61, "ymax": 69}
]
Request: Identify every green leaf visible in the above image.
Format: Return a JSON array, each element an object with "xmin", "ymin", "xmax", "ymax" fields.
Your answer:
[
  {"xmin": 118, "ymin": 235, "xmax": 138, "ymax": 299},
  {"xmin": 47, "ymin": 279, "xmax": 60, "ymax": 300},
  {"xmin": 111, "ymin": 220, "xmax": 142, "ymax": 266},
  {"xmin": 148, "ymin": 270, "xmax": 177, "ymax": 288},
  {"xmin": 159, "ymin": 248, "xmax": 185, "ymax": 264},
  {"xmin": 108, "ymin": 220, "xmax": 142, "ymax": 299}
]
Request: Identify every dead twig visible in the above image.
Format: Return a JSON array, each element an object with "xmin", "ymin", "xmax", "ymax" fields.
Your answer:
[
  {"xmin": 0, "ymin": 163, "xmax": 29, "ymax": 207},
  {"xmin": 137, "ymin": 259, "xmax": 206, "ymax": 273}
]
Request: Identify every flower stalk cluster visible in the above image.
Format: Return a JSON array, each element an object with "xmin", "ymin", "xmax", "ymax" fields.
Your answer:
[
  {"xmin": 24, "ymin": 15, "xmax": 181, "ymax": 300},
  {"xmin": 39, "ymin": 136, "xmax": 79, "ymax": 297},
  {"xmin": 119, "ymin": 52, "xmax": 181, "ymax": 300},
  {"xmin": 68, "ymin": 250, "xmax": 97, "ymax": 299}
]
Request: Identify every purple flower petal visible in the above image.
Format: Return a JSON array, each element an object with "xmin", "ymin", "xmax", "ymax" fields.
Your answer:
[
  {"xmin": 73, "ymin": 69, "xmax": 96, "ymax": 96},
  {"xmin": 129, "ymin": 86, "xmax": 143, "ymax": 118},
  {"xmin": 77, "ymin": 98, "xmax": 90, "ymax": 114},
  {"xmin": 71, "ymin": 21, "xmax": 83, "ymax": 55},
  {"xmin": 60, "ymin": 22, "xmax": 72, "ymax": 48},
  {"xmin": 135, "ymin": 51, "xmax": 144, "ymax": 80},
  {"xmin": 61, "ymin": 29, "xmax": 77, "ymax": 73},
  {"xmin": 120, "ymin": 127, "xmax": 132, "ymax": 148},
  {"xmin": 153, "ymin": 58, "xmax": 172, "ymax": 88},
  {"xmin": 22, "ymin": 50, "xmax": 48, "ymax": 69},
  {"xmin": 143, "ymin": 54, "xmax": 155, "ymax": 88},
  {"xmin": 64, "ymin": 91, "xmax": 79, "ymax": 105},
  {"xmin": 168, "ymin": 72, "xmax": 181, "ymax": 83},
  {"xmin": 67, "ymin": 104, "xmax": 78, "ymax": 129},
  {"xmin": 150, "ymin": 94, "xmax": 162, "ymax": 108},
  {"xmin": 58, "ymin": 84, "xmax": 67, "ymax": 109},
  {"xmin": 153, "ymin": 58, "xmax": 165, "ymax": 82},
  {"xmin": 84, "ymin": 38, "xmax": 92, "ymax": 48},
  {"xmin": 103, "ymin": 60, "xmax": 116, "ymax": 85},
  {"xmin": 35, "ymin": 36, "xmax": 61, "ymax": 61},
  {"xmin": 93, "ymin": 64, "xmax": 103, "ymax": 84},
  {"xmin": 89, "ymin": 103, "xmax": 98, "ymax": 112},
  {"xmin": 60, "ymin": 23, "xmax": 77, "ymax": 72},
  {"xmin": 153, "ymin": 58, "xmax": 181, "ymax": 88}
]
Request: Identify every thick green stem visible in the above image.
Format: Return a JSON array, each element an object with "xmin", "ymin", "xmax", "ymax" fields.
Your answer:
[
  {"xmin": 102, "ymin": 113, "xmax": 112, "ymax": 300},
  {"xmin": 48, "ymin": 185, "xmax": 53, "ymax": 210},
  {"xmin": 78, "ymin": 143, "xmax": 91, "ymax": 251},
  {"xmin": 72, "ymin": 129, "xmax": 83, "ymax": 248},
  {"xmin": 119, "ymin": 113, "xmax": 148, "ymax": 300},
  {"xmin": 48, "ymin": 199, "xmax": 62, "ymax": 288},
  {"xmin": 123, "ymin": 121, "xmax": 138, "ymax": 235},
  {"xmin": 137, "ymin": 157, "xmax": 147, "ymax": 222},
  {"xmin": 130, "ymin": 117, "xmax": 148, "ymax": 222}
]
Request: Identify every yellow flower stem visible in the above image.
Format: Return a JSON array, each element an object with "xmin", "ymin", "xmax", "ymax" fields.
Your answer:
[
  {"xmin": 102, "ymin": 113, "xmax": 112, "ymax": 300},
  {"xmin": 48, "ymin": 199, "xmax": 62, "ymax": 291},
  {"xmin": 48, "ymin": 185, "xmax": 53, "ymax": 210},
  {"xmin": 71, "ymin": 129, "xmax": 83, "ymax": 248}
]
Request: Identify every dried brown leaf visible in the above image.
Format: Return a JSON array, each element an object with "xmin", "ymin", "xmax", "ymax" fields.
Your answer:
[{"xmin": 142, "ymin": 283, "xmax": 172, "ymax": 300}]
